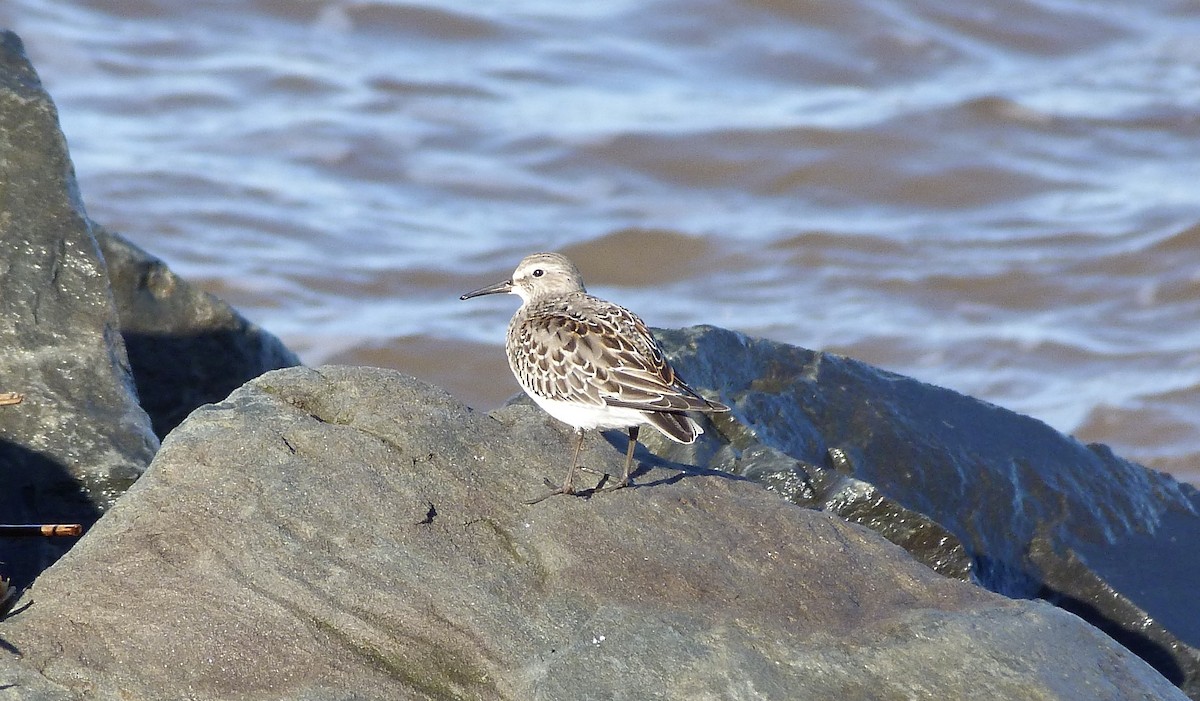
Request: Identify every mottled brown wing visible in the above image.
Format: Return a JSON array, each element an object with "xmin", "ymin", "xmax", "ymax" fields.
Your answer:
[
  {"xmin": 509, "ymin": 304, "xmax": 608, "ymax": 406},
  {"xmin": 512, "ymin": 297, "xmax": 726, "ymax": 413},
  {"xmin": 593, "ymin": 304, "xmax": 724, "ymax": 413}
]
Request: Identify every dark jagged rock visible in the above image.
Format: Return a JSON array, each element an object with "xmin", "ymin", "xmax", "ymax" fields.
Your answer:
[
  {"xmin": 735, "ymin": 444, "xmax": 975, "ymax": 581},
  {"xmin": 0, "ymin": 30, "xmax": 158, "ymax": 590},
  {"xmin": 96, "ymin": 225, "xmax": 301, "ymax": 438},
  {"xmin": 0, "ymin": 30, "xmax": 300, "ymax": 596},
  {"xmin": 0, "ymin": 367, "xmax": 1185, "ymax": 700},
  {"xmin": 650, "ymin": 325, "xmax": 1200, "ymax": 698}
]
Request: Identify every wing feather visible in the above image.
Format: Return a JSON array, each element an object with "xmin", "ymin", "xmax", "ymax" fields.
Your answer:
[{"xmin": 508, "ymin": 294, "xmax": 729, "ymax": 415}]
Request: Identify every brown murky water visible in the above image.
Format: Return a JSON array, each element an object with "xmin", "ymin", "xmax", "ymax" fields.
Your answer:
[{"xmin": 3, "ymin": 0, "xmax": 1199, "ymax": 484}]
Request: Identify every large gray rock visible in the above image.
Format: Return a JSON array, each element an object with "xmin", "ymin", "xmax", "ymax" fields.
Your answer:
[
  {"xmin": 0, "ymin": 30, "xmax": 158, "ymax": 589},
  {"xmin": 0, "ymin": 367, "xmax": 1184, "ymax": 700},
  {"xmin": 0, "ymin": 29, "xmax": 300, "ymax": 593},
  {"xmin": 650, "ymin": 325, "xmax": 1200, "ymax": 697}
]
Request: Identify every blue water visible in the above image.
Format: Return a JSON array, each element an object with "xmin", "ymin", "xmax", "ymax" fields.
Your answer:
[{"xmin": 3, "ymin": 0, "xmax": 1199, "ymax": 483}]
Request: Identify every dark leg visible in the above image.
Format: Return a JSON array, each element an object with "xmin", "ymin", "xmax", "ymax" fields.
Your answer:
[
  {"xmin": 604, "ymin": 425, "xmax": 639, "ymax": 492},
  {"xmin": 560, "ymin": 427, "xmax": 586, "ymax": 494},
  {"xmin": 525, "ymin": 428, "xmax": 587, "ymax": 505}
]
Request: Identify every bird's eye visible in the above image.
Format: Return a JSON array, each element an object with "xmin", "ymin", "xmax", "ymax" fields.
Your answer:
[{"xmin": 532, "ymin": 269, "xmax": 544, "ymax": 277}]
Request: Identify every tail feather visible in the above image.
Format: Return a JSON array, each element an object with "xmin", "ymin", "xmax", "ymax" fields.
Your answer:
[{"xmin": 645, "ymin": 411, "xmax": 701, "ymax": 444}]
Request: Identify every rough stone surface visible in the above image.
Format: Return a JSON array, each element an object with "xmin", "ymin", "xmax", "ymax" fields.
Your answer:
[
  {"xmin": 2, "ymin": 21, "xmax": 1195, "ymax": 701},
  {"xmin": 650, "ymin": 325, "xmax": 1200, "ymax": 697},
  {"xmin": 0, "ymin": 30, "xmax": 300, "ymax": 594},
  {"xmin": 0, "ymin": 30, "xmax": 158, "ymax": 589},
  {"xmin": 96, "ymin": 224, "xmax": 301, "ymax": 438},
  {"xmin": 736, "ymin": 444, "xmax": 975, "ymax": 581},
  {"xmin": 0, "ymin": 366, "xmax": 1185, "ymax": 700}
]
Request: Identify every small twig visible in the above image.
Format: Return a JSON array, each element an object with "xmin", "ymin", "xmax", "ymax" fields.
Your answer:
[
  {"xmin": 0, "ymin": 392, "xmax": 23, "ymax": 407},
  {"xmin": 0, "ymin": 524, "xmax": 83, "ymax": 537}
]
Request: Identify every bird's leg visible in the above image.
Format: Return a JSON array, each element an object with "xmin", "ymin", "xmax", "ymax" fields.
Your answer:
[
  {"xmin": 561, "ymin": 427, "xmax": 586, "ymax": 493},
  {"xmin": 526, "ymin": 428, "xmax": 587, "ymax": 505},
  {"xmin": 603, "ymin": 425, "xmax": 639, "ymax": 492}
]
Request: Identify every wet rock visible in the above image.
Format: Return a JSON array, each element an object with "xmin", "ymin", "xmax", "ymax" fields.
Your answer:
[
  {"xmin": 0, "ymin": 30, "xmax": 158, "ymax": 589},
  {"xmin": 0, "ymin": 30, "xmax": 299, "ymax": 594},
  {"xmin": 736, "ymin": 445, "xmax": 975, "ymax": 581},
  {"xmin": 96, "ymin": 225, "xmax": 300, "ymax": 438},
  {"xmin": 0, "ymin": 367, "xmax": 1184, "ymax": 700},
  {"xmin": 652, "ymin": 325, "xmax": 1200, "ymax": 698}
]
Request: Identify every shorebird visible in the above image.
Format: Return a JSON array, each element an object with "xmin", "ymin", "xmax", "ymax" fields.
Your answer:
[{"xmin": 460, "ymin": 252, "xmax": 729, "ymax": 503}]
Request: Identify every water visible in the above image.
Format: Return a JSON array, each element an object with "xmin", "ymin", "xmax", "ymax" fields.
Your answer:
[{"xmin": 3, "ymin": 0, "xmax": 1198, "ymax": 485}]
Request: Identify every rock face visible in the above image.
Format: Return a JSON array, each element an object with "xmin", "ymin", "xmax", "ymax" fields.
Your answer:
[
  {"xmin": 649, "ymin": 325, "xmax": 1200, "ymax": 698},
  {"xmin": 0, "ymin": 366, "xmax": 1186, "ymax": 700},
  {"xmin": 0, "ymin": 30, "xmax": 158, "ymax": 590},
  {"xmin": 97, "ymin": 225, "xmax": 301, "ymax": 438},
  {"xmin": 0, "ymin": 30, "xmax": 300, "ymax": 592}
]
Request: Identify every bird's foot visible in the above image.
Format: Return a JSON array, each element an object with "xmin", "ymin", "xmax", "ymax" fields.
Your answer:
[
  {"xmin": 524, "ymin": 471, "xmax": 616, "ymax": 503},
  {"xmin": 524, "ymin": 478, "xmax": 576, "ymax": 505},
  {"xmin": 600, "ymin": 476, "xmax": 631, "ymax": 493}
]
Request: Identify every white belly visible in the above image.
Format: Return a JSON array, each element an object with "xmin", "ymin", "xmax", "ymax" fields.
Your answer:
[{"xmin": 527, "ymin": 393, "xmax": 649, "ymax": 431}]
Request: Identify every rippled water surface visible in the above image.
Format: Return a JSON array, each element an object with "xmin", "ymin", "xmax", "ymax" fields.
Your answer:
[{"xmin": 4, "ymin": 0, "xmax": 1199, "ymax": 484}]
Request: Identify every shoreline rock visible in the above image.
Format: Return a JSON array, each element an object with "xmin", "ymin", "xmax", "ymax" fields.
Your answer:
[
  {"xmin": 1, "ymin": 366, "xmax": 1186, "ymax": 700},
  {"xmin": 0, "ymin": 29, "xmax": 298, "ymax": 592},
  {"xmin": 98, "ymin": 224, "xmax": 300, "ymax": 439},
  {"xmin": 652, "ymin": 325, "xmax": 1200, "ymax": 697},
  {"xmin": 0, "ymin": 29, "xmax": 157, "ymax": 591},
  {"xmin": 3, "ymin": 24, "xmax": 1198, "ymax": 700}
]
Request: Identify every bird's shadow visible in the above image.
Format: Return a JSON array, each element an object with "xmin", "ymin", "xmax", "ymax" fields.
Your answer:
[
  {"xmin": 598, "ymin": 430, "xmax": 747, "ymax": 491},
  {"xmin": 522, "ymin": 422, "xmax": 746, "ymax": 502}
]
